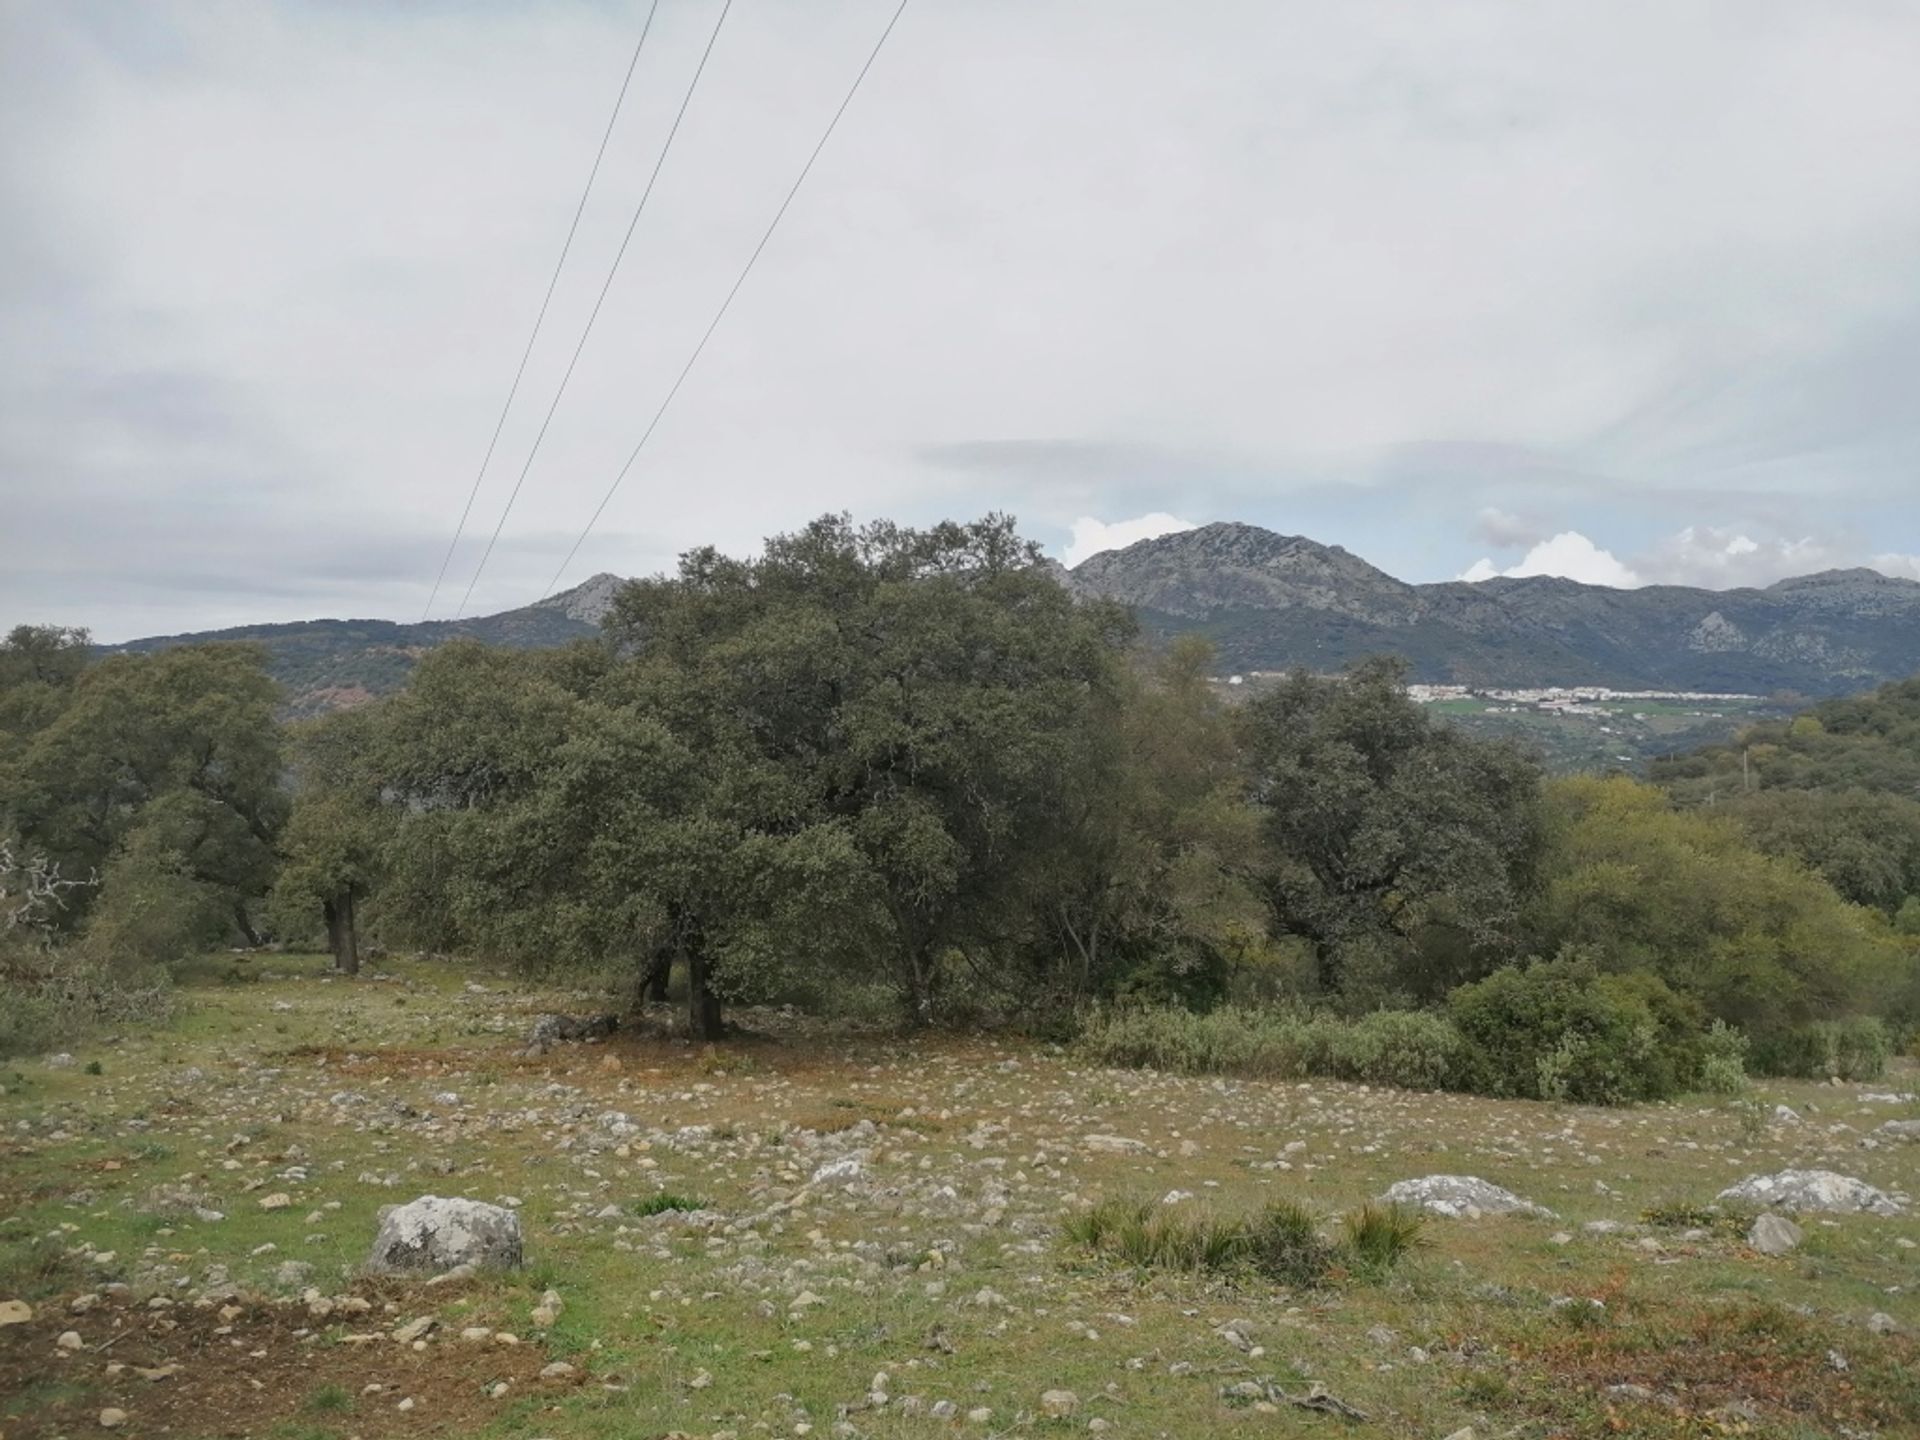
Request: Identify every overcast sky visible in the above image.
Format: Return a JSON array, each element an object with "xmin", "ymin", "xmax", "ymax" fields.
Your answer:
[{"xmin": 4, "ymin": 1, "xmax": 1920, "ymax": 641}]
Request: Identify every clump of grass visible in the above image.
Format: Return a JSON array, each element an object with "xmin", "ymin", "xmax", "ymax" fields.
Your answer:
[
  {"xmin": 1640, "ymin": 1198, "xmax": 1752, "ymax": 1238},
  {"xmin": 301, "ymin": 1382, "xmax": 352, "ymax": 1414},
  {"xmin": 1341, "ymin": 1202, "xmax": 1428, "ymax": 1277},
  {"xmin": 1064, "ymin": 1195, "xmax": 1422, "ymax": 1287},
  {"xmin": 631, "ymin": 1191, "xmax": 706, "ymax": 1217}
]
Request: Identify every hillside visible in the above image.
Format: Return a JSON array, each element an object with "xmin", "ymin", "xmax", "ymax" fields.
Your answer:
[
  {"xmin": 103, "ymin": 574, "xmax": 624, "ymax": 716},
  {"xmin": 1064, "ymin": 523, "xmax": 1920, "ymax": 695}
]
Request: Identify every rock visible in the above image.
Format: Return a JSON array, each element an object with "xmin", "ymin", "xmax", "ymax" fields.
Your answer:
[
  {"xmin": 810, "ymin": 1158, "xmax": 863, "ymax": 1186},
  {"xmin": 1083, "ymin": 1134, "xmax": 1148, "ymax": 1155},
  {"xmin": 273, "ymin": 1260, "xmax": 312, "ymax": 1289},
  {"xmin": 258, "ymin": 1193, "xmax": 292, "ymax": 1211},
  {"xmin": 1867, "ymin": 1312, "xmax": 1900, "ymax": 1335},
  {"xmin": 57, "ymin": 1329, "xmax": 84, "ymax": 1350},
  {"xmin": 1039, "ymin": 1389, "xmax": 1079, "ymax": 1417},
  {"xmin": 523, "ymin": 1012, "xmax": 618, "ymax": 1055},
  {"xmin": 1773, "ymin": 1105, "xmax": 1802, "ymax": 1124},
  {"xmin": 1378, "ymin": 1175, "xmax": 1555, "ymax": 1219},
  {"xmin": 1441, "ymin": 1430, "xmax": 1477, "ymax": 1440},
  {"xmin": 0, "ymin": 1299, "xmax": 32, "ymax": 1326},
  {"xmin": 47, "ymin": 1052, "xmax": 76, "ymax": 1068},
  {"xmin": 531, "ymin": 1289, "xmax": 563, "ymax": 1328},
  {"xmin": 368, "ymin": 1195, "xmax": 525, "ymax": 1273},
  {"xmin": 99, "ymin": 1408, "xmax": 128, "ymax": 1429},
  {"xmin": 538, "ymin": 1360, "xmax": 577, "ymax": 1381},
  {"xmin": 1717, "ymin": 1169, "xmax": 1903, "ymax": 1216},
  {"xmin": 393, "ymin": 1316, "xmax": 436, "ymax": 1344},
  {"xmin": 1876, "ymin": 1120, "xmax": 1920, "ymax": 1141},
  {"xmin": 1747, "ymin": 1213, "xmax": 1803, "ymax": 1256}
]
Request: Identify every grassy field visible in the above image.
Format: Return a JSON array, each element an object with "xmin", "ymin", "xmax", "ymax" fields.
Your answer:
[{"xmin": 3, "ymin": 955, "xmax": 1918, "ymax": 1439}]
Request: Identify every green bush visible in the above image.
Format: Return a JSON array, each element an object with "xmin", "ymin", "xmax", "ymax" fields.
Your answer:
[
  {"xmin": 1750, "ymin": 1016, "xmax": 1892, "ymax": 1080},
  {"xmin": 0, "ymin": 954, "xmax": 175, "ymax": 1059},
  {"xmin": 1446, "ymin": 956, "xmax": 1721, "ymax": 1104},
  {"xmin": 1076, "ymin": 1003, "xmax": 1461, "ymax": 1090}
]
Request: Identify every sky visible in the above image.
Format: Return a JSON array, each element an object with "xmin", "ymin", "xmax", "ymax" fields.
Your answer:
[{"xmin": 4, "ymin": 1, "xmax": 1920, "ymax": 642}]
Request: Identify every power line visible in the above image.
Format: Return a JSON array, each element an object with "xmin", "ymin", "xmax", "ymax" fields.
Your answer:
[
  {"xmin": 422, "ymin": 0, "xmax": 661, "ymax": 622},
  {"xmin": 543, "ymin": 0, "xmax": 912, "ymax": 600},
  {"xmin": 454, "ymin": 0, "xmax": 737, "ymax": 618}
]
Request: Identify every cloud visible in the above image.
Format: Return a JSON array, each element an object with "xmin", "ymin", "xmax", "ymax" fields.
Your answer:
[
  {"xmin": 1473, "ymin": 506, "xmax": 1545, "ymax": 550},
  {"xmin": 4, "ymin": 2, "xmax": 1920, "ymax": 634},
  {"xmin": 1061, "ymin": 513, "xmax": 1197, "ymax": 568},
  {"xmin": 1871, "ymin": 552, "xmax": 1920, "ymax": 581},
  {"xmin": 1631, "ymin": 526, "xmax": 1843, "ymax": 589},
  {"xmin": 1462, "ymin": 531, "xmax": 1642, "ymax": 588}
]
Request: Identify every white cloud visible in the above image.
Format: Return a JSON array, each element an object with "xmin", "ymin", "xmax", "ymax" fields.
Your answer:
[
  {"xmin": 1873, "ymin": 552, "xmax": 1920, "ymax": 581},
  {"xmin": 1061, "ymin": 512, "xmax": 1197, "ymax": 568},
  {"xmin": 1633, "ymin": 526, "xmax": 1843, "ymax": 588},
  {"xmin": 1461, "ymin": 531, "xmax": 1642, "ymax": 588}
]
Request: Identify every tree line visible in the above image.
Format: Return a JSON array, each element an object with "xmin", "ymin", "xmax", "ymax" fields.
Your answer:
[{"xmin": 4, "ymin": 515, "xmax": 1916, "ymax": 1085}]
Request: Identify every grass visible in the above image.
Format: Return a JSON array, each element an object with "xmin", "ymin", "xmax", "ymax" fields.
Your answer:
[
  {"xmin": 629, "ymin": 1191, "xmax": 706, "ymax": 1217},
  {"xmin": 1063, "ymin": 1194, "xmax": 1423, "ymax": 1286},
  {"xmin": 0, "ymin": 950, "xmax": 1914, "ymax": 1440}
]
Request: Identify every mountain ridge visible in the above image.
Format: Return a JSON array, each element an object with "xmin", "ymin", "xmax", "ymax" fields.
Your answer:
[
  {"xmin": 1060, "ymin": 522, "xmax": 1920, "ymax": 693},
  {"xmin": 101, "ymin": 527, "xmax": 1920, "ymax": 711}
]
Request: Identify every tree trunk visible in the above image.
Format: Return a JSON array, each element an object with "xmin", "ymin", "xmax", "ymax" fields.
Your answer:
[
  {"xmin": 685, "ymin": 946, "xmax": 723, "ymax": 1040},
  {"xmin": 233, "ymin": 902, "xmax": 263, "ymax": 948},
  {"xmin": 642, "ymin": 952, "xmax": 672, "ymax": 1003},
  {"xmin": 326, "ymin": 890, "xmax": 360, "ymax": 976}
]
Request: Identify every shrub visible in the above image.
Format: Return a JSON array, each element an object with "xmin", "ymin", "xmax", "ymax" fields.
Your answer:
[
  {"xmin": 1341, "ymin": 1202, "xmax": 1428, "ymax": 1278},
  {"xmin": 0, "ymin": 954, "xmax": 175, "ymax": 1060},
  {"xmin": 1447, "ymin": 956, "xmax": 1715, "ymax": 1104},
  {"xmin": 1698, "ymin": 1021, "xmax": 1751, "ymax": 1095},
  {"xmin": 1750, "ymin": 1016, "xmax": 1892, "ymax": 1080}
]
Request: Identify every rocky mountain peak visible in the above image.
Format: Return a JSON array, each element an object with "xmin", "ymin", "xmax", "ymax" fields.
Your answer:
[{"xmin": 537, "ymin": 572, "xmax": 628, "ymax": 626}]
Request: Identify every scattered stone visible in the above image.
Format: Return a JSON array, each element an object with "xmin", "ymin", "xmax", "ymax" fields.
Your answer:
[
  {"xmin": 1772, "ymin": 1105, "xmax": 1801, "ymax": 1124},
  {"xmin": 368, "ymin": 1195, "xmax": 525, "ymax": 1272},
  {"xmin": 1867, "ymin": 1312, "xmax": 1900, "ymax": 1335},
  {"xmin": 1747, "ymin": 1213, "xmax": 1803, "ymax": 1256},
  {"xmin": 1039, "ymin": 1389, "xmax": 1079, "ymax": 1417},
  {"xmin": 98, "ymin": 1408, "xmax": 128, "ymax": 1429},
  {"xmin": 1876, "ymin": 1120, "xmax": 1920, "ymax": 1141},
  {"xmin": 258, "ymin": 1193, "xmax": 292, "ymax": 1211},
  {"xmin": 1379, "ymin": 1175, "xmax": 1554, "ymax": 1218},
  {"xmin": 0, "ymin": 1299, "xmax": 32, "ymax": 1326},
  {"xmin": 393, "ymin": 1316, "xmax": 436, "ymax": 1344},
  {"xmin": 1083, "ymin": 1134, "xmax": 1148, "ymax": 1155},
  {"xmin": 57, "ymin": 1329, "xmax": 84, "ymax": 1351},
  {"xmin": 531, "ymin": 1289, "xmax": 563, "ymax": 1327},
  {"xmin": 539, "ymin": 1360, "xmax": 577, "ymax": 1381},
  {"xmin": 1717, "ymin": 1170, "xmax": 1903, "ymax": 1216}
]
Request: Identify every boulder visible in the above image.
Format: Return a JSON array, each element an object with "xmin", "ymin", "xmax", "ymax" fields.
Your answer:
[
  {"xmin": 1083, "ymin": 1134, "xmax": 1149, "ymax": 1155},
  {"xmin": 1746, "ymin": 1213, "xmax": 1803, "ymax": 1256},
  {"xmin": 1716, "ymin": 1169, "xmax": 1903, "ymax": 1216},
  {"xmin": 1378, "ymin": 1175, "xmax": 1555, "ymax": 1219},
  {"xmin": 1875, "ymin": 1120, "xmax": 1920, "ymax": 1142},
  {"xmin": 368, "ymin": 1196, "xmax": 524, "ymax": 1273},
  {"xmin": 522, "ymin": 1013, "xmax": 618, "ymax": 1056}
]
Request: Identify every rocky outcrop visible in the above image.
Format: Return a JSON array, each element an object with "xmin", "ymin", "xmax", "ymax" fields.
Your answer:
[
  {"xmin": 1378, "ymin": 1175, "xmax": 1554, "ymax": 1218},
  {"xmin": 368, "ymin": 1195, "xmax": 525, "ymax": 1273},
  {"xmin": 1716, "ymin": 1169, "xmax": 1903, "ymax": 1216}
]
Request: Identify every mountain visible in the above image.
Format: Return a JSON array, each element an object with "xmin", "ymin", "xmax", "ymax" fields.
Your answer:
[
  {"xmin": 102, "ymin": 574, "xmax": 625, "ymax": 717},
  {"xmin": 105, "ymin": 526, "xmax": 1920, "ymax": 716},
  {"xmin": 1062, "ymin": 523, "xmax": 1920, "ymax": 695}
]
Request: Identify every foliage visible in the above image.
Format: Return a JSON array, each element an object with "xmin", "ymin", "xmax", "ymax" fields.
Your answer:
[
  {"xmin": 1748, "ymin": 1016, "xmax": 1892, "ymax": 1081},
  {"xmin": 1076, "ymin": 1002, "xmax": 1463, "ymax": 1090},
  {"xmin": 1064, "ymin": 1194, "xmax": 1422, "ymax": 1287},
  {"xmin": 1445, "ymin": 955, "xmax": 1728, "ymax": 1104},
  {"xmin": 1528, "ymin": 776, "xmax": 1906, "ymax": 1039},
  {"xmin": 1239, "ymin": 657, "xmax": 1544, "ymax": 1005},
  {"xmin": 1, "ymin": 641, "xmax": 285, "ymax": 945}
]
